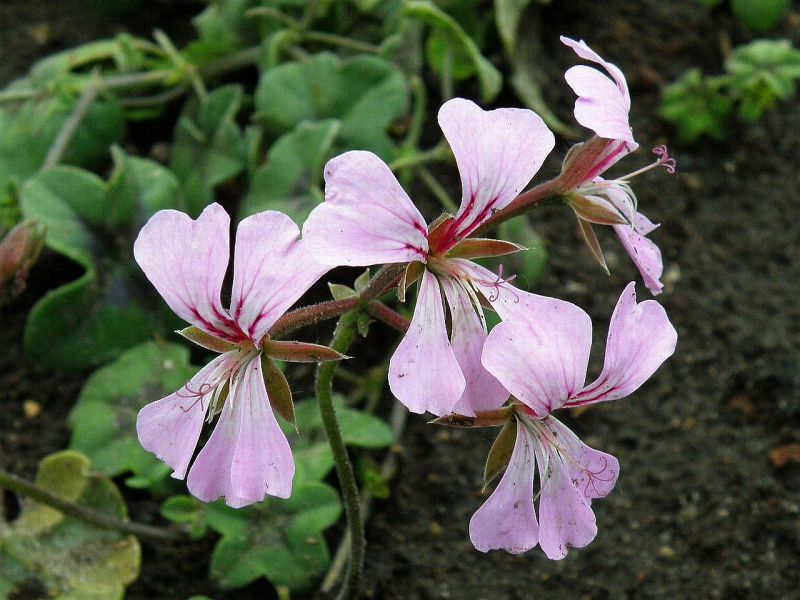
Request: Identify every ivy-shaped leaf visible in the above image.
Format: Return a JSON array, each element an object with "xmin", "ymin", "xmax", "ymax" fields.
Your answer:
[
  {"xmin": 254, "ymin": 53, "xmax": 408, "ymax": 159},
  {"xmin": 68, "ymin": 341, "xmax": 201, "ymax": 491},
  {"xmin": 239, "ymin": 119, "xmax": 340, "ymax": 222},
  {"xmin": 161, "ymin": 483, "xmax": 342, "ymax": 593},
  {"xmin": 170, "ymin": 85, "xmax": 247, "ymax": 213},
  {"xmin": 0, "ymin": 451, "xmax": 141, "ymax": 600},
  {"xmin": 21, "ymin": 151, "xmax": 181, "ymax": 370}
]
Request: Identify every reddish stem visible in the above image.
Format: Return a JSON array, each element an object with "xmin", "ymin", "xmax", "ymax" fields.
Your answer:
[
  {"xmin": 270, "ymin": 297, "xmax": 360, "ymax": 340},
  {"xmin": 366, "ymin": 302, "xmax": 410, "ymax": 333},
  {"xmin": 471, "ymin": 178, "xmax": 563, "ymax": 236}
]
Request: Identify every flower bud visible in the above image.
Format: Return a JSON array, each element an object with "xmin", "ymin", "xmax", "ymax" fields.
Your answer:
[{"xmin": 0, "ymin": 220, "xmax": 45, "ymax": 301}]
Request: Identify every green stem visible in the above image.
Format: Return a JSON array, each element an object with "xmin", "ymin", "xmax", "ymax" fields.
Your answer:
[
  {"xmin": 417, "ymin": 165, "xmax": 457, "ymax": 211},
  {"xmin": 0, "ymin": 468, "xmax": 187, "ymax": 542},
  {"xmin": 301, "ymin": 31, "xmax": 380, "ymax": 54},
  {"xmin": 316, "ymin": 311, "xmax": 363, "ymax": 600},
  {"xmin": 389, "ymin": 141, "xmax": 449, "ymax": 172},
  {"xmin": 42, "ymin": 68, "xmax": 101, "ymax": 171}
]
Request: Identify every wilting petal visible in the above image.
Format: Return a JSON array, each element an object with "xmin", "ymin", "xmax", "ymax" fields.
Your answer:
[
  {"xmin": 438, "ymin": 98, "xmax": 554, "ymax": 240},
  {"xmin": 482, "ymin": 310, "xmax": 591, "ymax": 417},
  {"xmin": 544, "ymin": 417, "xmax": 619, "ymax": 501},
  {"xmin": 561, "ymin": 36, "xmax": 636, "ymax": 148},
  {"xmin": 388, "ymin": 270, "xmax": 465, "ymax": 415},
  {"xmin": 535, "ymin": 436, "xmax": 598, "ymax": 560},
  {"xmin": 569, "ymin": 282, "xmax": 677, "ymax": 407},
  {"xmin": 136, "ymin": 353, "xmax": 231, "ymax": 480},
  {"xmin": 440, "ymin": 277, "xmax": 508, "ymax": 415},
  {"xmin": 469, "ymin": 421, "xmax": 539, "ymax": 553},
  {"xmin": 614, "ymin": 212, "xmax": 664, "ymax": 295},
  {"xmin": 231, "ymin": 211, "xmax": 328, "ymax": 343},
  {"xmin": 188, "ymin": 357, "xmax": 294, "ymax": 507},
  {"xmin": 134, "ymin": 203, "xmax": 240, "ymax": 341},
  {"xmin": 303, "ymin": 151, "xmax": 429, "ymax": 266}
]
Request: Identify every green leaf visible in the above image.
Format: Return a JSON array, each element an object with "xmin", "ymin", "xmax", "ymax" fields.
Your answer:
[
  {"xmin": 730, "ymin": 0, "xmax": 790, "ymax": 32},
  {"xmin": 483, "ymin": 418, "xmax": 516, "ymax": 487},
  {"xmin": 68, "ymin": 342, "xmax": 200, "ymax": 490},
  {"xmin": 725, "ymin": 39, "xmax": 800, "ymax": 121},
  {"xmin": 170, "ymin": 85, "xmax": 247, "ymax": 213},
  {"xmin": 255, "ymin": 53, "xmax": 408, "ymax": 159},
  {"xmin": 20, "ymin": 160, "xmax": 174, "ymax": 369},
  {"xmin": 167, "ymin": 483, "xmax": 341, "ymax": 592},
  {"xmin": 290, "ymin": 397, "xmax": 394, "ymax": 448},
  {"xmin": 0, "ymin": 451, "xmax": 140, "ymax": 600},
  {"xmin": 20, "ymin": 168, "xmax": 160, "ymax": 369},
  {"xmin": 403, "ymin": 1, "xmax": 502, "ymax": 102},
  {"xmin": 659, "ymin": 68, "xmax": 734, "ymax": 142},
  {"xmin": 239, "ymin": 120, "xmax": 340, "ymax": 222}
]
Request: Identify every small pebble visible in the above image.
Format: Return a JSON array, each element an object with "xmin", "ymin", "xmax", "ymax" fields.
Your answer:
[
  {"xmin": 658, "ymin": 545, "xmax": 676, "ymax": 560},
  {"xmin": 23, "ymin": 400, "xmax": 41, "ymax": 419}
]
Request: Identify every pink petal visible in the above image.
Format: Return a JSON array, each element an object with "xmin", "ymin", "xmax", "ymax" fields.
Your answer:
[
  {"xmin": 134, "ymin": 203, "xmax": 240, "ymax": 341},
  {"xmin": 560, "ymin": 37, "xmax": 637, "ymax": 148},
  {"xmin": 535, "ymin": 436, "xmax": 598, "ymax": 560},
  {"xmin": 437, "ymin": 98, "xmax": 555, "ymax": 241},
  {"xmin": 469, "ymin": 421, "xmax": 539, "ymax": 554},
  {"xmin": 440, "ymin": 277, "xmax": 508, "ymax": 415},
  {"xmin": 302, "ymin": 151, "xmax": 429, "ymax": 266},
  {"xmin": 482, "ymin": 310, "xmax": 591, "ymax": 417},
  {"xmin": 614, "ymin": 226, "xmax": 663, "ymax": 295},
  {"xmin": 544, "ymin": 417, "xmax": 619, "ymax": 501},
  {"xmin": 231, "ymin": 211, "xmax": 329, "ymax": 343},
  {"xmin": 569, "ymin": 282, "xmax": 677, "ymax": 407},
  {"xmin": 458, "ymin": 260, "xmax": 587, "ymax": 327},
  {"xmin": 388, "ymin": 270, "xmax": 465, "ymax": 415},
  {"xmin": 136, "ymin": 353, "xmax": 231, "ymax": 480},
  {"xmin": 187, "ymin": 356, "xmax": 294, "ymax": 507}
]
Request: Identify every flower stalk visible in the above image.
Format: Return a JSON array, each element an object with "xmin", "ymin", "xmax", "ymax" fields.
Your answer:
[
  {"xmin": 0, "ymin": 468, "xmax": 187, "ymax": 542},
  {"xmin": 315, "ymin": 310, "xmax": 364, "ymax": 600}
]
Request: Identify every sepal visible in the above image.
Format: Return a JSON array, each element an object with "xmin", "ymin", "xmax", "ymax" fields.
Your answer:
[
  {"xmin": 398, "ymin": 261, "xmax": 424, "ymax": 303},
  {"xmin": 446, "ymin": 238, "xmax": 526, "ymax": 260},
  {"xmin": 568, "ymin": 194, "xmax": 629, "ymax": 226},
  {"xmin": 429, "ymin": 405, "xmax": 514, "ymax": 428},
  {"xmin": 177, "ymin": 326, "xmax": 239, "ymax": 353},
  {"xmin": 577, "ymin": 219, "xmax": 610, "ymax": 275},
  {"xmin": 483, "ymin": 417, "xmax": 517, "ymax": 489},
  {"xmin": 261, "ymin": 355, "xmax": 295, "ymax": 428},
  {"xmin": 262, "ymin": 339, "xmax": 349, "ymax": 363}
]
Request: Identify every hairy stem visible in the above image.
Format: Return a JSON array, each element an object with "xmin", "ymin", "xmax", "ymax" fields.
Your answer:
[
  {"xmin": 366, "ymin": 301, "xmax": 410, "ymax": 333},
  {"xmin": 471, "ymin": 178, "xmax": 564, "ymax": 236},
  {"xmin": 269, "ymin": 297, "xmax": 360, "ymax": 340},
  {"xmin": 0, "ymin": 468, "xmax": 187, "ymax": 542},
  {"xmin": 316, "ymin": 311, "xmax": 363, "ymax": 600}
]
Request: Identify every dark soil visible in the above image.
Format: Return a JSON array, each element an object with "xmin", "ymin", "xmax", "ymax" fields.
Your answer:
[{"xmin": 2, "ymin": 1, "xmax": 799, "ymax": 599}]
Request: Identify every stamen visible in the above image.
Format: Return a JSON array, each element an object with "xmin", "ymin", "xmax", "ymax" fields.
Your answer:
[{"xmin": 620, "ymin": 145, "xmax": 678, "ymax": 180}]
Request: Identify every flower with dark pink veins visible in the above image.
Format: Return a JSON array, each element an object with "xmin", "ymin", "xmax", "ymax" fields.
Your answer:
[
  {"xmin": 559, "ymin": 36, "xmax": 676, "ymax": 295},
  {"xmin": 469, "ymin": 282, "xmax": 677, "ymax": 558},
  {"xmin": 302, "ymin": 97, "xmax": 556, "ymax": 417},
  {"xmin": 134, "ymin": 203, "xmax": 334, "ymax": 507}
]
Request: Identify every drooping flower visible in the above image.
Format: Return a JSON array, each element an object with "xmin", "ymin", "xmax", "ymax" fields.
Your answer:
[
  {"xmin": 469, "ymin": 282, "xmax": 677, "ymax": 558},
  {"xmin": 302, "ymin": 97, "xmax": 556, "ymax": 417},
  {"xmin": 559, "ymin": 36, "xmax": 675, "ymax": 295},
  {"xmin": 134, "ymin": 204, "xmax": 331, "ymax": 507}
]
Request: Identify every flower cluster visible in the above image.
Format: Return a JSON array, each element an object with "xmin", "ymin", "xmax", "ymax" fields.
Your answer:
[{"xmin": 134, "ymin": 37, "xmax": 677, "ymax": 559}]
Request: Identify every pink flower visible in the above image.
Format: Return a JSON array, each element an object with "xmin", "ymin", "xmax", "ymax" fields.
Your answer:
[
  {"xmin": 303, "ymin": 98, "xmax": 556, "ymax": 417},
  {"xmin": 560, "ymin": 36, "xmax": 675, "ymax": 295},
  {"xmin": 469, "ymin": 282, "xmax": 677, "ymax": 558},
  {"xmin": 134, "ymin": 204, "xmax": 329, "ymax": 507}
]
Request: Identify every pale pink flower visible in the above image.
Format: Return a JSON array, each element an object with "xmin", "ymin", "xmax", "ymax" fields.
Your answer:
[
  {"xmin": 560, "ymin": 36, "xmax": 675, "ymax": 295},
  {"xmin": 134, "ymin": 204, "xmax": 328, "ymax": 507},
  {"xmin": 470, "ymin": 282, "xmax": 677, "ymax": 558},
  {"xmin": 303, "ymin": 98, "xmax": 555, "ymax": 417}
]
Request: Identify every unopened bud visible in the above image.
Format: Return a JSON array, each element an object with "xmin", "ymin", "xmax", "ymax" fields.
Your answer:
[{"xmin": 0, "ymin": 220, "xmax": 45, "ymax": 301}]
